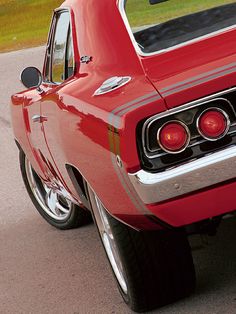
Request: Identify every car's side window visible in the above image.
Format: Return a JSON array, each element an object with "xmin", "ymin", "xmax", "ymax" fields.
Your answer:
[{"xmin": 51, "ymin": 11, "xmax": 75, "ymax": 84}]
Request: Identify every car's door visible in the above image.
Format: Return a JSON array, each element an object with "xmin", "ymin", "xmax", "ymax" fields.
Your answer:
[
  {"xmin": 38, "ymin": 9, "xmax": 79, "ymax": 199},
  {"xmin": 21, "ymin": 28, "xmax": 57, "ymax": 182},
  {"xmin": 23, "ymin": 10, "xmax": 73, "ymax": 190}
]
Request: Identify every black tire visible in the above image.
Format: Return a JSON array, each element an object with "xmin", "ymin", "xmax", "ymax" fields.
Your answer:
[
  {"xmin": 87, "ymin": 186, "xmax": 196, "ymax": 312},
  {"xmin": 20, "ymin": 149, "xmax": 91, "ymax": 230}
]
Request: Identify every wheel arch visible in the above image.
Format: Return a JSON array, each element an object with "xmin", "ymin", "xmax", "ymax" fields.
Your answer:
[{"xmin": 65, "ymin": 163, "xmax": 91, "ymax": 211}]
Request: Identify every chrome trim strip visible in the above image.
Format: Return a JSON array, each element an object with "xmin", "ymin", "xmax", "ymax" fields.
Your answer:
[
  {"xmin": 118, "ymin": 0, "xmax": 236, "ymax": 57},
  {"xmin": 142, "ymin": 88, "xmax": 236, "ymax": 159},
  {"xmin": 128, "ymin": 145, "xmax": 236, "ymax": 204}
]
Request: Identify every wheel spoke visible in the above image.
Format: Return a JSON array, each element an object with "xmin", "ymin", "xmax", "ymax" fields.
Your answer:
[
  {"xmin": 43, "ymin": 183, "xmax": 51, "ymax": 194},
  {"xmin": 25, "ymin": 157, "xmax": 72, "ymax": 221},
  {"xmin": 45, "ymin": 190, "xmax": 59, "ymax": 216},
  {"xmin": 56, "ymin": 200, "xmax": 71, "ymax": 215}
]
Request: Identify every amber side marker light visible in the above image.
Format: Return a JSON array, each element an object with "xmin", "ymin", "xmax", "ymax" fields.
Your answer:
[
  {"xmin": 157, "ymin": 121, "xmax": 190, "ymax": 154},
  {"xmin": 197, "ymin": 108, "xmax": 230, "ymax": 141}
]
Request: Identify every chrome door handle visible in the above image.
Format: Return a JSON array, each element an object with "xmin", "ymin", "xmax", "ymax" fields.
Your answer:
[
  {"xmin": 32, "ymin": 115, "xmax": 48, "ymax": 123},
  {"xmin": 94, "ymin": 76, "xmax": 131, "ymax": 96}
]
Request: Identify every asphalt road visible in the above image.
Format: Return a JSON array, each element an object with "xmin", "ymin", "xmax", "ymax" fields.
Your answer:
[{"xmin": 1, "ymin": 47, "xmax": 236, "ymax": 314}]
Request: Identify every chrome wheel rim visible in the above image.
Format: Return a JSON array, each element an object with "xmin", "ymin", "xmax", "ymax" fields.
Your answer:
[
  {"xmin": 25, "ymin": 158, "xmax": 72, "ymax": 221},
  {"xmin": 91, "ymin": 191, "xmax": 128, "ymax": 294}
]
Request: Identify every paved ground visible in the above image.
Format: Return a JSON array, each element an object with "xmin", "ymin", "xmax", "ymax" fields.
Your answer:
[{"xmin": 1, "ymin": 47, "xmax": 236, "ymax": 314}]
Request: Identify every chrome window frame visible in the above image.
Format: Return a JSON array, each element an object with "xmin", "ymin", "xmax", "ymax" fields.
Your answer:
[
  {"xmin": 43, "ymin": 7, "xmax": 76, "ymax": 86},
  {"xmin": 118, "ymin": 0, "xmax": 236, "ymax": 57}
]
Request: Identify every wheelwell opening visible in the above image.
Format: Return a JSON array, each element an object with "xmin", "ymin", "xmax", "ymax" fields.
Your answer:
[
  {"xmin": 65, "ymin": 164, "xmax": 90, "ymax": 210},
  {"xmin": 15, "ymin": 139, "xmax": 22, "ymax": 151}
]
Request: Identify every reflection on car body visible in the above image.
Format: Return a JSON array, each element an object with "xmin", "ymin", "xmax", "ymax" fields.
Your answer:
[{"xmin": 11, "ymin": 0, "xmax": 236, "ymax": 312}]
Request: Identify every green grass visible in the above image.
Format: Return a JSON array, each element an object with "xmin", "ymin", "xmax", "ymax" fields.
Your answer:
[
  {"xmin": 126, "ymin": 0, "xmax": 235, "ymax": 27},
  {"xmin": 0, "ymin": 0, "xmax": 234, "ymax": 52},
  {"xmin": 0, "ymin": 0, "xmax": 62, "ymax": 52}
]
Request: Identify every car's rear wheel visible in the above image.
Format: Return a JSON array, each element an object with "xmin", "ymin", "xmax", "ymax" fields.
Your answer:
[
  {"xmin": 20, "ymin": 150, "xmax": 91, "ymax": 229},
  {"xmin": 87, "ymin": 185, "xmax": 196, "ymax": 313}
]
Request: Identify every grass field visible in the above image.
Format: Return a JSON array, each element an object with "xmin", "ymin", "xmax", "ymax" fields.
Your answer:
[
  {"xmin": 0, "ymin": 0, "xmax": 234, "ymax": 52},
  {"xmin": 0, "ymin": 0, "xmax": 62, "ymax": 52},
  {"xmin": 126, "ymin": 0, "xmax": 235, "ymax": 27}
]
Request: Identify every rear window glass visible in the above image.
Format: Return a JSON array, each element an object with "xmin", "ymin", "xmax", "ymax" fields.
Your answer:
[{"xmin": 122, "ymin": 0, "xmax": 236, "ymax": 54}]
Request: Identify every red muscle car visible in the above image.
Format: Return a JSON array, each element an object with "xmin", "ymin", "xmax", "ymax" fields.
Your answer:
[{"xmin": 11, "ymin": 0, "xmax": 236, "ymax": 312}]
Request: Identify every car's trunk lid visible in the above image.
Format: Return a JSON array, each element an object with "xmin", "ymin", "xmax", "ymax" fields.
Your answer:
[{"xmin": 141, "ymin": 26, "xmax": 236, "ymax": 108}]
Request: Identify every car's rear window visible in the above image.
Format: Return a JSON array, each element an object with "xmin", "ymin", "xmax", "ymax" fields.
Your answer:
[{"xmin": 121, "ymin": 0, "xmax": 236, "ymax": 54}]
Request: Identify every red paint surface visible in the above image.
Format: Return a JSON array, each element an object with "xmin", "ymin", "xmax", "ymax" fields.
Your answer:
[
  {"xmin": 11, "ymin": 0, "xmax": 236, "ymax": 229},
  {"xmin": 148, "ymin": 180, "xmax": 236, "ymax": 227}
]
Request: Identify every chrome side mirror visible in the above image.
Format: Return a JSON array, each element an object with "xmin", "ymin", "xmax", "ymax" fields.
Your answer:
[{"xmin": 20, "ymin": 67, "xmax": 43, "ymax": 89}]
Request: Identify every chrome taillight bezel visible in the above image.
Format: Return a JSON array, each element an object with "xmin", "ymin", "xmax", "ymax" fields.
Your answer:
[
  {"xmin": 157, "ymin": 120, "xmax": 191, "ymax": 154},
  {"xmin": 196, "ymin": 107, "xmax": 230, "ymax": 142}
]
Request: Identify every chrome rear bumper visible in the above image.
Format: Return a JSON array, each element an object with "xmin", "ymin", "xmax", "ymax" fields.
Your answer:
[{"xmin": 128, "ymin": 146, "xmax": 236, "ymax": 204}]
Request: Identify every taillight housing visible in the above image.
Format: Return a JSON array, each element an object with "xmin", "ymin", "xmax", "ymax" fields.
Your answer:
[
  {"xmin": 197, "ymin": 108, "xmax": 230, "ymax": 141},
  {"xmin": 157, "ymin": 121, "xmax": 190, "ymax": 154}
]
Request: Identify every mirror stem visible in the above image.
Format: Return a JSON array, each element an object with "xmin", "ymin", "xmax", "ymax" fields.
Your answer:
[{"xmin": 37, "ymin": 87, "xmax": 44, "ymax": 95}]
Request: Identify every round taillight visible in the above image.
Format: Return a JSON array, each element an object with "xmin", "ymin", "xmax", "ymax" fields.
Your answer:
[
  {"xmin": 197, "ymin": 108, "xmax": 230, "ymax": 141},
  {"xmin": 158, "ymin": 121, "xmax": 190, "ymax": 154}
]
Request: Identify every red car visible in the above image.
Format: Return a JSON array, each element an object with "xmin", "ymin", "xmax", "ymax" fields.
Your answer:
[{"xmin": 11, "ymin": 0, "xmax": 236, "ymax": 312}]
